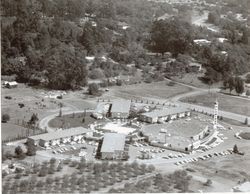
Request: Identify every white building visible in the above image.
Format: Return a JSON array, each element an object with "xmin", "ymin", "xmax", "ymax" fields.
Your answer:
[
  {"xmin": 110, "ymin": 99, "xmax": 131, "ymax": 119},
  {"xmin": 140, "ymin": 107, "xmax": 191, "ymax": 123},
  {"xmin": 27, "ymin": 127, "xmax": 93, "ymax": 147},
  {"xmin": 101, "ymin": 133, "xmax": 127, "ymax": 160}
]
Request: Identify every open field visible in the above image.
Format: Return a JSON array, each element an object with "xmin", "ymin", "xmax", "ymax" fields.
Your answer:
[
  {"xmin": 109, "ymin": 81, "xmax": 192, "ymax": 100},
  {"xmin": 184, "ymin": 146, "xmax": 250, "ymax": 192},
  {"xmin": 181, "ymin": 93, "xmax": 250, "ymax": 117}
]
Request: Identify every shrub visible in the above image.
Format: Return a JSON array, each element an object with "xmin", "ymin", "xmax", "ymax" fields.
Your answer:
[
  {"xmin": 233, "ymin": 144, "xmax": 239, "ymax": 153},
  {"xmin": 204, "ymin": 179, "xmax": 212, "ymax": 186},
  {"xmin": 2, "ymin": 114, "xmax": 10, "ymax": 123},
  {"xmin": 167, "ymin": 81, "xmax": 176, "ymax": 86},
  {"xmin": 116, "ymin": 79, "xmax": 123, "ymax": 86},
  {"xmin": 38, "ymin": 167, "xmax": 48, "ymax": 177},
  {"xmin": 15, "ymin": 146, "xmax": 25, "ymax": 159},
  {"xmin": 57, "ymin": 164, "xmax": 63, "ymax": 171},
  {"xmin": 88, "ymin": 83, "xmax": 100, "ymax": 96},
  {"xmin": 50, "ymin": 158, "xmax": 56, "ymax": 165},
  {"xmin": 14, "ymin": 173, "xmax": 22, "ymax": 179}
]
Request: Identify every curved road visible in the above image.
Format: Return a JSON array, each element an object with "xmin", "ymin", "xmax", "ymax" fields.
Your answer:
[{"xmin": 39, "ymin": 78, "xmax": 249, "ymax": 132}]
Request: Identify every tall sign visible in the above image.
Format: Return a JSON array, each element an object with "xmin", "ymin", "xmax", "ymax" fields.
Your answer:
[{"xmin": 213, "ymin": 99, "xmax": 218, "ymax": 129}]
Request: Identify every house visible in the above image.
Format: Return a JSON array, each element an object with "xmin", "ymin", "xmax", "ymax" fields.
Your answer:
[
  {"xmin": 27, "ymin": 127, "xmax": 93, "ymax": 147},
  {"xmin": 100, "ymin": 133, "xmax": 127, "ymax": 160},
  {"xmin": 188, "ymin": 62, "xmax": 202, "ymax": 72},
  {"xmin": 194, "ymin": 39, "xmax": 211, "ymax": 46},
  {"xmin": 92, "ymin": 103, "xmax": 111, "ymax": 119},
  {"xmin": 4, "ymin": 81, "xmax": 18, "ymax": 88},
  {"xmin": 110, "ymin": 99, "xmax": 131, "ymax": 118},
  {"xmin": 140, "ymin": 107, "xmax": 190, "ymax": 123}
]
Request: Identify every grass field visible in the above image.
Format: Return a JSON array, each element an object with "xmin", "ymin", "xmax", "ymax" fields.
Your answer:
[
  {"xmin": 182, "ymin": 93, "xmax": 250, "ymax": 117},
  {"xmin": 110, "ymin": 81, "xmax": 192, "ymax": 100},
  {"xmin": 171, "ymin": 73, "xmax": 222, "ymax": 89},
  {"xmin": 48, "ymin": 113, "xmax": 96, "ymax": 129}
]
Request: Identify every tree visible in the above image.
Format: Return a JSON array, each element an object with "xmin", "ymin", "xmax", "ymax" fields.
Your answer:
[
  {"xmin": 228, "ymin": 77, "xmax": 235, "ymax": 94},
  {"xmin": 233, "ymin": 144, "xmax": 239, "ymax": 153},
  {"xmin": 26, "ymin": 141, "xmax": 37, "ymax": 156},
  {"xmin": 88, "ymin": 83, "xmax": 100, "ymax": 95},
  {"xmin": 235, "ymin": 77, "xmax": 244, "ymax": 95},
  {"xmin": 2, "ymin": 114, "xmax": 10, "ymax": 123},
  {"xmin": 19, "ymin": 180, "xmax": 29, "ymax": 192},
  {"xmin": 148, "ymin": 17, "xmax": 194, "ymax": 57},
  {"xmin": 50, "ymin": 157, "xmax": 56, "ymax": 165},
  {"xmin": 207, "ymin": 11, "xmax": 220, "ymax": 25},
  {"xmin": 29, "ymin": 113, "xmax": 39, "ymax": 126},
  {"xmin": 204, "ymin": 179, "xmax": 212, "ymax": 186},
  {"xmin": 57, "ymin": 163, "xmax": 63, "ymax": 172},
  {"xmin": 241, "ymin": 27, "xmax": 249, "ymax": 45},
  {"xmin": 245, "ymin": 117, "xmax": 249, "ymax": 125},
  {"xmin": 15, "ymin": 146, "xmax": 25, "ymax": 159}
]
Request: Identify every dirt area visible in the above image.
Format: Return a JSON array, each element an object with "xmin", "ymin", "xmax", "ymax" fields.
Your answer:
[
  {"xmin": 182, "ymin": 92, "xmax": 250, "ymax": 117},
  {"xmin": 107, "ymin": 81, "xmax": 191, "ymax": 100}
]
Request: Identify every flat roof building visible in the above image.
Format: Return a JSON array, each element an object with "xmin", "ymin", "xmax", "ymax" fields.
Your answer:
[
  {"xmin": 100, "ymin": 133, "xmax": 127, "ymax": 160},
  {"xmin": 140, "ymin": 107, "xmax": 190, "ymax": 123},
  {"xmin": 110, "ymin": 99, "xmax": 131, "ymax": 118},
  {"xmin": 27, "ymin": 127, "xmax": 93, "ymax": 147}
]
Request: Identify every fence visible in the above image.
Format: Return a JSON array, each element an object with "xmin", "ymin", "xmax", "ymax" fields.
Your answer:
[{"xmin": 2, "ymin": 127, "xmax": 47, "ymax": 144}]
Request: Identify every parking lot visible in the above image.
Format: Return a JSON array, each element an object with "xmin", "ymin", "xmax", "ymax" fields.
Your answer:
[{"xmin": 37, "ymin": 139, "xmax": 99, "ymax": 161}]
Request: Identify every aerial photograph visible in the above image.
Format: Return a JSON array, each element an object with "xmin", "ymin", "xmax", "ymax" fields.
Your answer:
[{"xmin": 1, "ymin": 0, "xmax": 250, "ymax": 193}]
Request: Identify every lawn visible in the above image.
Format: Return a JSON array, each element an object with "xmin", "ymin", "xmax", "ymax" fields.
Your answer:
[
  {"xmin": 181, "ymin": 93, "xmax": 250, "ymax": 117},
  {"xmin": 48, "ymin": 113, "xmax": 96, "ymax": 129},
  {"xmin": 111, "ymin": 81, "xmax": 192, "ymax": 100},
  {"xmin": 239, "ymin": 132, "xmax": 250, "ymax": 140}
]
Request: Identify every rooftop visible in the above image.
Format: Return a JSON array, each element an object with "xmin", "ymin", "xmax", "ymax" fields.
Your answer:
[
  {"xmin": 29, "ymin": 127, "xmax": 92, "ymax": 141},
  {"xmin": 141, "ymin": 107, "xmax": 190, "ymax": 118},
  {"xmin": 111, "ymin": 99, "xmax": 131, "ymax": 114},
  {"xmin": 101, "ymin": 133, "xmax": 126, "ymax": 153},
  {"xmin": 142, "ymin": 114, "xmax": 211, "ymax": 147},
  {"xmin": 233, "ymin": 182, "xmax": 250, "ymax": 192}
]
